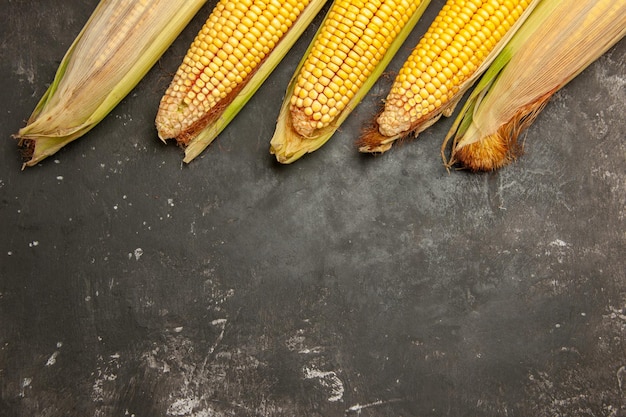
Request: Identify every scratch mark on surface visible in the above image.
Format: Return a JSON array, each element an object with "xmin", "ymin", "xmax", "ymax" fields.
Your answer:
[
  {"xmin": 209, "ymin": 319, "xmax": 227, "ymax": 353},
  {"xmin": 617, "ymin": 366, "xmax": 626, "ymax": 392},
  {"xmin": 346, "ymin": 398, "xmax": 403, "ymax": 414}
]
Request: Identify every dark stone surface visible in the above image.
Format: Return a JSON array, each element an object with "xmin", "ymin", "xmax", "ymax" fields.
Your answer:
[{"xmin": 1, "ymin": 1, "xmax": 625, "ymax": 416}]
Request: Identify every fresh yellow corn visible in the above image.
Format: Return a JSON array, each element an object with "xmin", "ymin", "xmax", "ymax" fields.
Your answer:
[
  {"xmin": 289, "ymin": 1, "xmax": 418, "ymax": 137},
  {"xmin": 156, "ymin": 0, "xmax": 327, "ymax": 162},
  {"xmin": 358, "ymin": 0, "xmax": 539, "ymax": 153},
  {"xmin": 15, "ymin": 0, "xmax": 208, "ymax": 168},
  {"xmin": 270, "ymin": 0, "xmax": 432, "ymax": 164},
  {"xmin": 442, "ymin": 0, "xmax": 626, "ymax": 171}
]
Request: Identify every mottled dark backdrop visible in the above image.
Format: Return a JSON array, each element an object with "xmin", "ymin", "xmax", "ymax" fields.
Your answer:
[{"xmin": 1, "ymin": 1, "xmax": 625, "ymax": 416}]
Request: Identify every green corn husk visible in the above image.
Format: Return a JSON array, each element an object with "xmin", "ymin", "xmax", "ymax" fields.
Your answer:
[
  {"xmin": 441, "ymin": 0, "xmax": 626, "ymax": 172},
  {"xmin": 15, "ymin": 0, "xmax": 208, "ymax": 168},
  {"xmin": 270, "ymin": 0, "xmax": 432, "ymax": 164}
]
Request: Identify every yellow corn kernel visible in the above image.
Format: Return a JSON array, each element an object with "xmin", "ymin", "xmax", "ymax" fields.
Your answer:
[
  {"xmin": 377, "ymin": 0, "xmax": 531, "ymax": 138},
  {"xmin": 156, "ymin": 0, "xmax": 312, "ymax": 142},
  {"xmin": 288, "ymin": 0, "xmax": 423, "ymax": 138}
]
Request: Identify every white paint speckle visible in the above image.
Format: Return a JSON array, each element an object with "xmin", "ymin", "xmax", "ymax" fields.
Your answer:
[
  {"xmin": 167, "ymin": 398, "xmax": 200, "ymax": 416},
  {"xmin": 173, "ymin": 327, "xmax": 184, "ymax": 333},
  {"xmin": 56, "ymin": 176, "xmax": 64, "ymax": 181},
  {"xmin": 7, "ymin": 251, "xmax": 12, "ymax": 256},
  {"xmin": 46, "ymin": 351, "xmax": 60, "ymax": 366},
  {"xmin": 167, "ymin": 198, "xmax": 175, "ymax": 207},
  {"xmin": 28, "ymin": 241, "xmax": 39, "ymax": 248},
  {"xmin": 303, "ymin": 367, "xmax": 345, "ymax": 402},
  {"xmin": 19, "ymin": 377, "xmax": 32, "ymax": 397},
  {"xmin": 550, "ymin": 239, "xmax": 569, "ymax": 247},
  {"xmin": 133, "ymin": 248, "xmax": 143, "ymax": 261}
]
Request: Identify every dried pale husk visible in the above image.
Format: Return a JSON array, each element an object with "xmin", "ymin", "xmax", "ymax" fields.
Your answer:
[
  {"xmin": 444, "ymin": 0, "xmax": 626, "ymax": 171},
  {"xmin": 16, "ymin": 0, "xmax": 207, "ymax": 168}
]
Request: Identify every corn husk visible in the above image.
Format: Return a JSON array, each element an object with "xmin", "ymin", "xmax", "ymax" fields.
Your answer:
[
  {"xmin": 269, "ymin": 0, "xmax": 432, "ymax": 164},
  {"xmin": 175, "ymin": 0, "xmax": 329, "ymax": 163},
  {"xmin": 15, "ymin": 0, "xmax": 208, "ymax": 168},
  {"xmin": 442, "ymin": 0, "xmax": 626, "ymax": 172},
  {"xmin": 358, "ymin": 0, "xmax": 541, "ymax": 154}
]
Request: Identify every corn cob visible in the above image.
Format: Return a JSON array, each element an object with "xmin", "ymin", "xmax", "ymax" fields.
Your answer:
[
  {"xmin": 442, "ymin": 0, "xmax": 626, "ymax": 171},
  {"xmin": 156, "ymin": 0, "xmax": 328, "ymax": 163},
  {"xmin": 270, "ymin": 0, "xmax": 432, "ymax": 164},
  {"xmin": 15, "ymin": 0, "xmax": 208, "ymax": 168},
  {"xmin": 358, "ymin": 0, "xmax": 539, "ymax": 153}
]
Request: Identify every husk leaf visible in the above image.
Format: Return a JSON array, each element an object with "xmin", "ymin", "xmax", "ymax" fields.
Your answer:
[
  {"xmin": 443, "ymin": 0, "xmax": 626, "ymax": 171},
  {"xmin": 16, "ymin": 0, "xmax": 208, "ymax": 167}
]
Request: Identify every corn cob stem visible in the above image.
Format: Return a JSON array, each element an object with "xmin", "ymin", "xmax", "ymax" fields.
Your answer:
[
  {"xmin": 155, "ymin": 0, "xmax": 328, "ymax": 162},
  {"xmin": 15, "ymin": 0, "xmax": 208, "ymax": 168},
  {"xmin": 270, "ymin": 0, "xmax": 432, "ymax": 164},
  {"xmin": 358, "ymin": 0, "xmax": 539, "ymax": 154},
  {"xmin": 442, "ymin": 0, "xmax": 626, "ymax": 171}
]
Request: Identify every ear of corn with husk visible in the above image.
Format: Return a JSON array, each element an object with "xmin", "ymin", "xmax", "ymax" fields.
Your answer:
[
  {"xmin": 270, "ymin": 0, "xmax": 432, "ymax": 164},
  {"xmin": 15, "ymin": 0, "xmax": 209, "ymax": 168},
  {"xmin": 358, "ymin": 0, "xmax": 540, "ymax": 154},
  {"xmin": 155, "ymin": 0, "xmax": 329, "ymax": 163},
  {"xmin": 441, "ymin": 0, "xmax": 626, "ymax": 171}
]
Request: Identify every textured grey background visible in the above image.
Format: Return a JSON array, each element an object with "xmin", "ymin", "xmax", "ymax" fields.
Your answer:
[{"xmin": 1, "ymin": 0, "xmax": 625, "ymax": 416}]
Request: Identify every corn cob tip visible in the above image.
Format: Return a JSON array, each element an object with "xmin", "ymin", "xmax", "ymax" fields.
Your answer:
[
  {"xmin": 357, "ymin": 140, "xmax": 394, "ymax": 154},
  {"xmin": 452, "ymin": 133, "xmax": 514, "ymax": 172},
  {"xmin": 376, "ymin": 105, "xmax": 412, "ymax": 137},
  {"xmin": 156, "ymin": 127, "xmax": 170, "ymax": 144},
  {"xmin": 269, "ymin": 127, "xmax": 318, "ymax": 164},
  {"xmin": 358, "ymin": 106, "xmax": 446, "ymax": 153},
  {"xmin": 357, "ymin": 116, "xmax": 398, "ymax": 153},
  {"xmin": 289, "ymin": 105, "xmax": 317, "ymax": 138},
  {"xmin": 448, "ymin": 90, "xmax": 553, "ymax": 171}
]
